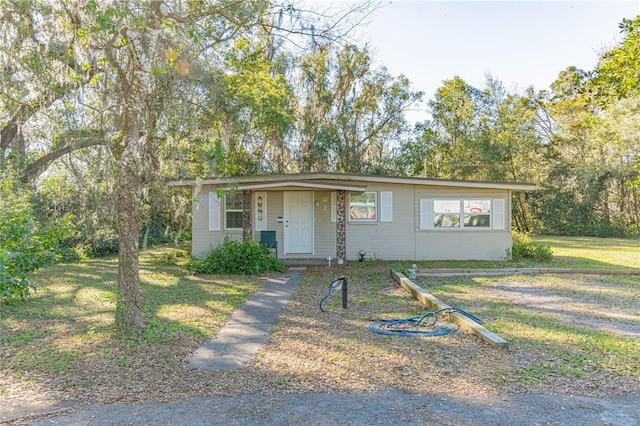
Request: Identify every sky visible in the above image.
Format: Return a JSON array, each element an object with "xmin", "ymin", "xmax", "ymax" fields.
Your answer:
[{"xmin": 349, "ymin": 0, "xmax": 640, "ymax": 123}]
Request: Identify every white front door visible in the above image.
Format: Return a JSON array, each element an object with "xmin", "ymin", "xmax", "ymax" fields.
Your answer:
[{"xmin": 284, "ymin": 191, "xmax": 314, "ymax": 254}]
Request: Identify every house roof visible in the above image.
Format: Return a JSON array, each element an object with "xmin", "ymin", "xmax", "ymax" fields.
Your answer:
[{"xmin": 168, "ymin": 172, "xmax": 537, "ymax": 191}]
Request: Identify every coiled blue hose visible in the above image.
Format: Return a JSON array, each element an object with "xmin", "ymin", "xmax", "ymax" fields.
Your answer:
[{"xmin": 368, "ymin": 307, "xmax": 483, "ymax": 337}]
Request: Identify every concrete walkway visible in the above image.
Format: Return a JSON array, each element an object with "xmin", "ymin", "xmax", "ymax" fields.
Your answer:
[{"xmin": 188, "ymin": 269, "xmax": 304, "ymax": 371}]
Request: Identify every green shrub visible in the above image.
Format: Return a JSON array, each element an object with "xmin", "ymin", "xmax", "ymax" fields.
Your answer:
[
  {"xmin": 188, "ymin": 237, "xmax": 285, "ymax": 275},
  {"xmin": 1, "ymin": 179, "xmax": 75, "ymax": 299},
  {"xmin": 511, "ymin": 232, "xmax": 553, "ymax": 262}
]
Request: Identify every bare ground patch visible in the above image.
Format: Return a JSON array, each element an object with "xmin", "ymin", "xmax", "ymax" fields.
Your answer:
[{"xmin": 489, "ymin": 275, "xmax": 640, "ymax": 339}]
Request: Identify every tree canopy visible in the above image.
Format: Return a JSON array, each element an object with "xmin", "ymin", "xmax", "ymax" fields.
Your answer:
[{"xmin": 1, "ymin": 2, "xmax": 638, "ymax": 326}]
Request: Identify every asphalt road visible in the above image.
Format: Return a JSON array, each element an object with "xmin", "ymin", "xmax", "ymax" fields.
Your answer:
[{"xmin": 22, "ymin": 389, "xmax": 640, "ymax": 426}]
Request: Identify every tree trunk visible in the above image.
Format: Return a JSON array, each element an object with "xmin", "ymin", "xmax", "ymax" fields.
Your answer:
[
  {"xmin": 112, "ymin": 81, "xmax": 149, "ymax": 329},
  {"xmin": 115, "ymin": 162, "xmax": 145, "ymax": 328},
  {"xmin": 113, "ymin": 97, "xmax": 147, "ymax": 329},
  {"xmin": 109, "ymin": 1, "xmax": 168, "ymax": 330}
]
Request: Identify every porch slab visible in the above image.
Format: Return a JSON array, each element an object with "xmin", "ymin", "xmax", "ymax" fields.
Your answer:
[{"xmin": 281, "ymin": 258, "xmax": 333, "ymax": 267}]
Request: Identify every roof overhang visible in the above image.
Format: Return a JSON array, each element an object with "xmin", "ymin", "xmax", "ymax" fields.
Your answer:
[
  {"xmin": 234, "ymin": 180, "xmax": 367, "ymax": 192},
  {"xmin": 168, "ymin": 172, "xmax": 536, "ymax": 192}
]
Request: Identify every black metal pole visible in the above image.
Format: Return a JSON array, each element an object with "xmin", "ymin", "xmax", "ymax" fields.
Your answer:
[{"xmin": 341, "ymin": 276, "xmax": 348, "ymax": 309}]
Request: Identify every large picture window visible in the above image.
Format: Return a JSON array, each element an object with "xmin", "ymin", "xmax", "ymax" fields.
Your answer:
[
  {"xmin": 434, "ymin": 199, "xmax": 461, "ymax": 228},
  {"xmin": 349, "ymin": 192, "xmax": 377, "ymax": 222},
  {"xmin": 464, "ymin": 199, "xmax": 491, "ymax": 228},
  {"xmin": 425, "ymin": 199, "xmax": 494, "ymax": 229},
  {"xmin": 225, "ymin": 192, "xmax": 243, "ymax": 229}
]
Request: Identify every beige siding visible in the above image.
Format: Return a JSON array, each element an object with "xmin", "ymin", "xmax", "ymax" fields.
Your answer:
[
  {"xmin": 346, "ymin": 183, "xmax": 415, "ymax": 260},
  {"xmin": 312, "ymin": 190, "xmax": 337, "ymax": 258},
  {"xmin": 191, "ymin": 181, "xmax": 514, "ymax": 261},
  {"xmin": 191, "ymin": 187, "xmax": 242, "ymax": 255},
  {"xmin": 414, "ymin": 231, "xmax": 511, "ymax": 260},
  {"xmin": 256, "ymin": 191, "xmax": 284, "ymax": 257},
  {"xmin": 191, "ymin": 188, "xmax": 209, "ymax": 255},
  {"xmin": 347, "ymin": 184, "xmax": 512, "ymax": 261}
]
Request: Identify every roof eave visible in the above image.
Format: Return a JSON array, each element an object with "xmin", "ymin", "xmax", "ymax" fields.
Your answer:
[
  {"xmin": 235, "ymin": 180, "xmax": 367, "ymax": 192},
  {"xmin": 167, "ymin": 172, "xmax": 537, "ymax": 191}
]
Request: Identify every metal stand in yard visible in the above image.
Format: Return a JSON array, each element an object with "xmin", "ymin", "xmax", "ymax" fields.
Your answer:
[{"xmin": 320, "ymin": 276, "xmax": 348, "ymax": 312}]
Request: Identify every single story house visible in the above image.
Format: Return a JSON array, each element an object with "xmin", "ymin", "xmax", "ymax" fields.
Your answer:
[{"xmin": 169, "ymin": 172, "xmax": 536, "ymax": 262}]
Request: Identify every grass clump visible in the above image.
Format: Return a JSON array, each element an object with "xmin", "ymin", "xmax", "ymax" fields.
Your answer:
[{"xmin": 189, "ymin": 237, "xmax": 284, "ymax": 275}]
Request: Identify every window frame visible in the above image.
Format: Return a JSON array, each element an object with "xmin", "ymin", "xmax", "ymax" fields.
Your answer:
[
  {"xmin": 423, "ymin": 198, "xmax": 496, "ymax": 230},
  {"xmin": 224, "ymin": 192, "xmax": 243, "ymax": 230},
  {"xmin": 463, "ymin": 199, "xmax": 491, "ymax": 228},
  {"xmin": 433, "ymin": 199, "xmax": 462, "ymax": 228},
  {"xmin": 348, "ymin": 191, "xmax": 378, "ymax": 223}
]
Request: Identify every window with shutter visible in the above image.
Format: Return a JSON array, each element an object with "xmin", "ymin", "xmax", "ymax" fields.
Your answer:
[
  {"xmin": 420, "ymin": 198, "xmax": 501, "ymax": 230},
  {"xmin": 349, "ymin": 192, "xmax": 377, "ymax": 222}
]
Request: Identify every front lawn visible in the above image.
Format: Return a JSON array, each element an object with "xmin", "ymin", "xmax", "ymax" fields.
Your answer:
[
  {"xmin": 1, "ymin": 236, "xmax": 639, "ymax": 412},
  {"xmin": 1, "ymin": 245, "xmax": 266, "ymax": 404}
]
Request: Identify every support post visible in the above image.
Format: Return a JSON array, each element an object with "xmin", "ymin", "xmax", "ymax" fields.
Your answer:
[
  {"xmin": 336, "ymin": 190, "xmax": 346, "ymax": 264},
  {"xmin": 242, "ymin": 189, "xmax": 252, "ymax": 240}
]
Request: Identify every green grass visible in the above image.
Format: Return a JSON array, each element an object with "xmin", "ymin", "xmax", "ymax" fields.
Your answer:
[
  {"xmin": 0, "ymin": 244, "xmax": 265, "ymax": 376},
  {"xmin": 532, "ymin": 235, "xmax": 640, "ymax": 269}
]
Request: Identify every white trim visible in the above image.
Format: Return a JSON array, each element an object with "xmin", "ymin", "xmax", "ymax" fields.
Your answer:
[
  {"xmin": 208, "ymin": 192, "xmax": 221, "ymax": 231},
  {"xmin": 233, "ymin": 180, "xmax": 366, "ymax": 192},
  {"xmin": 492, "ymin": 199, "xmax": 506, "ymax": 230},
  {"xmin": 420, "ymin": 199, "xmax": 434, "ymax": 230},
  {"xmin": 380, "ymin": 191, "xmax": 393, "ymax": 222}
]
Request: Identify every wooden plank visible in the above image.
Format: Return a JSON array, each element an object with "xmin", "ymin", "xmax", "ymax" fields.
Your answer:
[
  {"xmin": 390, "ymin": 270, "xmax": 509, "ymax": 349},
  {"xmin": 416, "ymin": 268, "xmax": 640, "ymax": 276}
]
